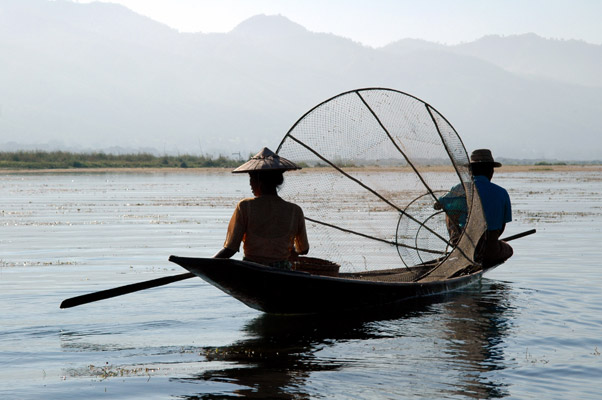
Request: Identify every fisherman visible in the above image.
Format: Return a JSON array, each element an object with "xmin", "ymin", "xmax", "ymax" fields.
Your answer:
[
  {"xmin": 470, "ymin": 149, "xmax": 513, "ymax": 266},
  {"xmin": 213, "ymin": 147, "xmax": 309, "ymax": 269},
  {"xmin": 435, "ymin": 149, "xmax": 513, "ymax": 265}
]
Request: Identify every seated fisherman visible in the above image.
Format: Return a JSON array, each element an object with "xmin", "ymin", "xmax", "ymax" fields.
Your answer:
[
  {"xmin": 470, "ymin": 149, "xmax": 513, "ymax": 266},
  {"xmin": 213, "ymin": 147, "xmax": 309, "ymax": 269}
]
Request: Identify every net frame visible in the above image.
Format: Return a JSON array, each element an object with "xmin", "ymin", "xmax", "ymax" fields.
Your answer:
[{"xmin": 276, "ymin": 88, "xmax": 486, "ymax": 281}]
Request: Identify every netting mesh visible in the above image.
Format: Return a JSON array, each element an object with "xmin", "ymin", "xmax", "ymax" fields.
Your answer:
[{"xmin": 276, "ymin": 88, "xmax": 486, "ymax": 280}]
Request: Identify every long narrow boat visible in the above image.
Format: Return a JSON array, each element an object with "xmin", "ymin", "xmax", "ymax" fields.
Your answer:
[
  {"xmin": 169, "ymin": 255, "xmax": 500, "ymax": 314},
  {"xmin": 61, "ymin": 88, "xmax": 525, "ymax": 313},
  {"xmin": 168, "ymin": 88, "xmax": 514, "ymax": 314}
]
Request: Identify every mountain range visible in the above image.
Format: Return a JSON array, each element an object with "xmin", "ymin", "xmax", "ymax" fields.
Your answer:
[{"xmin": 1, "ymin": 0, "xmax": 601, "ymax": 160}]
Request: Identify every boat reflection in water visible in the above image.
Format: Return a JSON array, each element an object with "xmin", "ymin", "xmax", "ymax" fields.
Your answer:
[{"xmin": 175, "ymin": 279, "xmax": 517, "ymax": 399}]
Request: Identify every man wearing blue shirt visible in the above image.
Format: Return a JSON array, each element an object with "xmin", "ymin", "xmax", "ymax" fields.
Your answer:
[{"xmin": 470, "ymin": 149, "xmax": 513, "ymax": 266}]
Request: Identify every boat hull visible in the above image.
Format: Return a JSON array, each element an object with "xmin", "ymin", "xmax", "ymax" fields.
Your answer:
[{"xmin": 169, "ymin": 256, "xmax": 489, "ymax": 314}]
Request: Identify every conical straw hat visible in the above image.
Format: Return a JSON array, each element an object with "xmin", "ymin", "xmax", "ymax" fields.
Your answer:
[{"xmin": 232, "ymin": 147, "xmax": 302, "ymax": 173}]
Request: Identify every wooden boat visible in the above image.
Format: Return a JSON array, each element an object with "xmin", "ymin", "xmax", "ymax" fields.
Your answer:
[
  {"xmin": 168, "ymin": 255, "xmax": 501, "ymax": 314},
  {"xmin": 61, "ymin": 88, "xmax": 533, "ymax": 312},
  {"xmin": 165, "ymin": 88, "xmax": 529, "ymax": 315}
]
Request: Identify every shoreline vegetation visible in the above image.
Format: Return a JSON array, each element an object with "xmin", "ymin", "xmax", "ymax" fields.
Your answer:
[
  {"xmin": 1, "ymin": 151, "xmax": 601, "ymax": 173},
  {"xmin": 0, "ymin": 151, "xmax": 241, "ymax": 170}
]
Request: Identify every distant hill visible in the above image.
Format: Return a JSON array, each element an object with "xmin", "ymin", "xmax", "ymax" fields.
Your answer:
[
  {"xmin": 455, "ymin": 34, "xmax": 602, "ymax": 88},
  {"xmin": 383, "ymin": 33, "xmax": 602, "ymax": 88},
  {"xmin": 1, "ymin": 0, "xmax": 601, "ymax": 160}
]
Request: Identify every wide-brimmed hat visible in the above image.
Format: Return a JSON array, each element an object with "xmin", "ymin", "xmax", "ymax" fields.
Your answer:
[
  {"xmin": 470, "ymin": 149, "xmax": 502, "ymax": 168},
  {"xmin": 232, "ymin": 147, "xmax": 302, "ymax": 173}
]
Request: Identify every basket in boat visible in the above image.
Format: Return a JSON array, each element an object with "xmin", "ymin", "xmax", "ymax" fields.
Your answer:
[{"xmin": 292, "ymin": 256, "xmax": 340, "ymax": 277}]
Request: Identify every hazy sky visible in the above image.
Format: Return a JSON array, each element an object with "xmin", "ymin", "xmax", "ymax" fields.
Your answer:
[{"xmin": 75, "ymin": 0, "xmax": 602, "ymax": 47}]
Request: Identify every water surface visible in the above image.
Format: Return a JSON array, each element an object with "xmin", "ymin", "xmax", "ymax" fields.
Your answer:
[{"xmin": 1, "ymin": 169, "xmax": 601, "ymax": 399}]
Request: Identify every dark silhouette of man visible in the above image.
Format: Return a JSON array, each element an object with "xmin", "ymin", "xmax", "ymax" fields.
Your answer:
[{"xmin": 470, "ymin": 149, "xmax": 513, "ymax": 266}]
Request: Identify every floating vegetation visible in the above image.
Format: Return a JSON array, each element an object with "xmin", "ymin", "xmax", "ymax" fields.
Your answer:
[
  {"xmin": 524, "ymin": 348, "xmax": 550, "ymax": 365},
  {"xmin": 87, "ymin": 363, "xmax": 157, "ymax": 380},
  {"xmin": 64, "ymin": 358, "xmax": 208, "ymax": 382},
  {"xmin": 1, "ymin": 260, "xmax": 79, "ymax": 268},
  {"xmin": 515, "ymin": 209, "xmax": 600, "ymax": 224},
  {"xmin": 202, "ymin": 346, "xmax": 282, "ymax": 362},
  {"xmin": 62, "ymin": 363, "xmax": 159, "ymax": 381}
]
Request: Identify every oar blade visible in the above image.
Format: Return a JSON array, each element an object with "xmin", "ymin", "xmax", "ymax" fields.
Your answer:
[
  {"xmin": 501, "ymin": 229, "xmax": 536, "ymax": 242},
  {"xmin": 60, "ymin": 272, "xmax": 195, "ymax": 309}
]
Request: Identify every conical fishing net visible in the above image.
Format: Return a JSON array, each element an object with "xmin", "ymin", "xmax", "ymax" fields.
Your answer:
[{"xmin": 277, "ymin": 88, "xmax": 487, "ymax": 282}]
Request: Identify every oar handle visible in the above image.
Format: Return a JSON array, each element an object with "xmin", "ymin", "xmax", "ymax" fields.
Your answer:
[
  {"xmin": 501, "ymin": 229, "xmax": 536, "ymax": 242},
  {"xmin": 60, "ymin": 272, "xmax": 195, "ymax": 309}
]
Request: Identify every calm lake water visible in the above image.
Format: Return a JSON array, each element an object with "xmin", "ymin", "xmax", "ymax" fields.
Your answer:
[{"xmin": 1, "ymin": 169, "xmax": 601, "ymax": 399}]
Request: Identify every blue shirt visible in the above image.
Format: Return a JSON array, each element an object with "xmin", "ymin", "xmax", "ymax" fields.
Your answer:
[{"xmin": 474, "ymin": 175, "xmax": 512, "ymax": 231}]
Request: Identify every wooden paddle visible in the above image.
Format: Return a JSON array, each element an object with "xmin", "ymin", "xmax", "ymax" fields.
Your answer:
[
  {"xmin": 501, "ymin": 228, "xmax": 536, "ymax": 242},
  {"xmin": 59, "ymin": 229, "xmax": 536, "ymax": 309},
  {"xmin": 60, "ymin": 271, "xmax": 195, "ymax": 309}
]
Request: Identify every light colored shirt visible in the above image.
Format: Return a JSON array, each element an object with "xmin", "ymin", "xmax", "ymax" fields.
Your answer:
[
  {"xmin": 474, "ymin": 175, "xmax": 512, "ymax": 231},
  {"xmin": 224, "ymin": 195, "xmax": 309, "ymax": 264}
]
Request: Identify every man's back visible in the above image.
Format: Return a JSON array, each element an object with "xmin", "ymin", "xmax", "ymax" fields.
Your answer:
[{"xmin": 474, "ymin": 175, "xmax": 511, "ymax": 231}]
